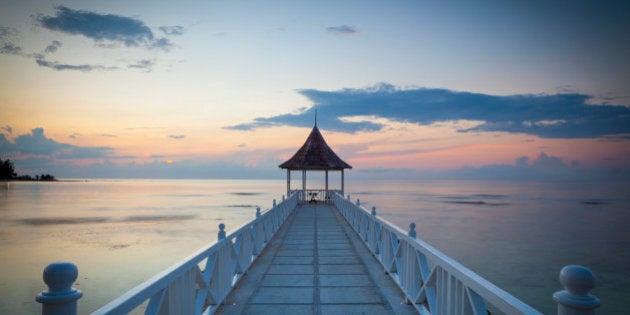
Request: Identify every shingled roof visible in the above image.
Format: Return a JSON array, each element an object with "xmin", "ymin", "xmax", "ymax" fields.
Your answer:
[{"xmin": 279, "ymin": 125, "xmax": 352, "ymax": 170}]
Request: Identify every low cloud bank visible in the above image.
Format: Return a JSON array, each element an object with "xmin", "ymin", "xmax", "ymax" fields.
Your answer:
[{"xmin": 227, "ymin": 84, "xmax": 630, "ymax": 139}]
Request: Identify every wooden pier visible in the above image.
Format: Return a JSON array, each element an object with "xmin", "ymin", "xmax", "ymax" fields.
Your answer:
[{"xmin": 216, "ymin": 203, "xmax": 416, "ymax": 315}]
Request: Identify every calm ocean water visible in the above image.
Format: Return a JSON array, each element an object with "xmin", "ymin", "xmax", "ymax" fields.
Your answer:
[{"xmin": 1, "ymin": 179, "xmax": 628, "ymax": 314}]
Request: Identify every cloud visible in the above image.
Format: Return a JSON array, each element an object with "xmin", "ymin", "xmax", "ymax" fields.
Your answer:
[
  {"xmin": 35, "ymin": 57, "xmax": 116, "ymax": 71},
  {"xmin": 227, "ymin": 83, "xmax": 630, "ymax": 139},
  {"xmin": 0, "ymin": 26, "xmax": 24, "ymax": 55},
  {"xmin": 1, "ymin": 125, "xmax": 12, "ymax": 135},
  {"xmin": 438, "ymin": 152, "xmax": 584, "ymax": 180},
  {"xmin": 0, "ymin": 128, "xmax": 112, "ymax": 159},
  {"xmin": 0, "ymin": 26, "xmax": 16, "ymax": 39},
  {"xmin": 159, "ymin": 26, "xmax": 185, "ymax": 36},
  {"xmin": 326, "ymin": 25, "xmax": 358, "ymax": 35},
  {"xmin": 350, "ymin": 152, "xmax": 627, "ymax": 181},
  {"xmin": 2, "ymin": 24, "xmax": 146, "ymax": 72},
  {"xmin": 1, "ymin": 42, "xmax": 22, "ymax": 55},
  {"xmin": 36, "ymin": 6, "xmax": 172, "ymax": 51},
  {"xmin": 44, "ymin": 40, "xmax": 62, "ymax": 53},
  {"xmin": 128, "ymin": 59, "xmax": 154, "ymax": 72},
  {"xmin": 168, "ymin": 135, "xmax": 185, "ymax": 140},
  {"xmin": 68, "ymin": 133, "xmax": 80, "ymax": 139}
]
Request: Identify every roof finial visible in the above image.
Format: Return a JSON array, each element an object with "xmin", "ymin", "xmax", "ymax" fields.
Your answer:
[{"xmin": 314, "ymin": 109, "xmax": 318, "ymax": 127}]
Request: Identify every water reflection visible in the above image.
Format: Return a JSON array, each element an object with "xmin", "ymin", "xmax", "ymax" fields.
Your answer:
[{"xmin": 17, "ymin": 217, "xmax": 110, "ymax": 225}]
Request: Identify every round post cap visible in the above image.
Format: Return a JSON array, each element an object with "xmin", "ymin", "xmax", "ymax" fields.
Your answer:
[
  {"xmin": 36, "ymin": 262, "xmax": 83, "ymax": 303},
  {"xmin": 553, "ymin": 265, "xmax": 600, "ymax": 309}
]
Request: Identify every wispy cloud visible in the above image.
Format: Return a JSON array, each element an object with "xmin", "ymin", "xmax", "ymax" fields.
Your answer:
[
  {"xmin": 0, "ymin": 128, "xmax": 113, "ymax": 159},
  {"xmin": 35, "ymin": 58, "xmax": 116, "ymax": 72},
  {"xmin": 0, "ymin": 26, "xmax": 24, "ymax": 55},
  {"xmin": 44, "ymin": 40, "xmax": 62, "ymax": 53},
  {"xmin": 159, "ymin": 26, "xmax": 185, "ymax": 36},
  {"xmin": 0, "ymin": 42, "xmax": 22, "ymax": 55},
  {"xmin": 2, "ymin": 25, "xmax": 123, "ymax": 72},
  {"xmin": 168, "ymin": 135, "xmax": 186, "ymax": 140},
  {"xmin": 128, "ymin": 59, "xmax": 154, "ymax": 72},
  {"xmin": 36, "ymin": 6, "xmax": 172, "ymax": 51},
  {"xmin": 326, "ymin": 25, "xmax": 358, "ymax": 35},
  {"xmin": 1, "ymin": 125, "xmax": 12, "ymax": 135},
  {"xmin": 227, "ymin": 84, "xmax": 630, "ymax": 139}
]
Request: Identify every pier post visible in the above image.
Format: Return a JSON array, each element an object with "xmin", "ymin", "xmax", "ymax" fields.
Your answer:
[
  {"xmin": 36, "ymin": 262, "xmax": 83, "ymax": 315},
  {"xmin": 553, "ymin": 265, "xmax": 600, "ymax": 315},
  {"xmin": 218, "ymin": 223, "xmax": 226, "ymax": 240},
  {"xmin": 408, "ymin": 223, "xmax": 416, "ymax": 238}
]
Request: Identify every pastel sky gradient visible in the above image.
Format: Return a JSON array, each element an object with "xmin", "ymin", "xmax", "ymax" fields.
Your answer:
[{"xmin": 1, "ymin": 1, "xmax": 629, "ymax": 179}]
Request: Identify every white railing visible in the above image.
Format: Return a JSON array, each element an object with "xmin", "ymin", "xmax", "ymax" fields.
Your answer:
[
  {"xmin": 91, "ymin": 193, "xmax": 298, "ymax": 315},
  {"xmin": 332, "ymin": 193, "xmax": 542, "ymax": 315}
]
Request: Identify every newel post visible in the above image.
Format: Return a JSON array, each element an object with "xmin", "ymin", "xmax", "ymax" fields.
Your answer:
[
  {"xmin": 408, "ymin": 223, "xmax": 416, "ymax": 238},
  {"xmin": 273, "ymin": 199, "xmax": 276, "ymax": 207},
  {"xmin": 36, "ymin": 262, "xmax": 83, "ymax": 315},
  {"xmin": 371, "ymin": 206, "xmax": 376, "ymax": 216},
  {"xmin": 256, "ymin": 207, "xmax": 261, "ymax": 218},
  {"xmin": 218, "ymin": 223, "xmax": 226, "ymax": 240},
  {"xmin": 553, "ymin": 265, "xmax": 600, "ymax": 315}
]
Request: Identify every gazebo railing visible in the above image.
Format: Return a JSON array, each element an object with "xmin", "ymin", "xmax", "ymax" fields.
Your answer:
[
  {"xmin": 89, "ymin": 193, "xmax": 299, "ymax": 315},
  {"xmin": 332, "ymin": 192, "xmax": 542, "ymax": 315}
]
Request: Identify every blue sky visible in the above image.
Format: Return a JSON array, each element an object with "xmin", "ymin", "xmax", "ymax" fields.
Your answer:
[{"xmin": 0, "ymin": 1, "xmax": 629, "ymax": 179}]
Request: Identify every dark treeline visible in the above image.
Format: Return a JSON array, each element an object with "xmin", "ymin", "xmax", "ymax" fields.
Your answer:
[{"xmin": 0, "ymin": 158, "xmax": 56, "ymax": 181}]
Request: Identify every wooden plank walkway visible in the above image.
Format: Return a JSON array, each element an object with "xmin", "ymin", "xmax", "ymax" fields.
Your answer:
[{"xmin": 216, "ymin": 203, "xmax": 417, "ymax": 315}]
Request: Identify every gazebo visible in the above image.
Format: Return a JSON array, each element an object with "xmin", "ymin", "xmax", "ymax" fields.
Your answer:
[{"xmin": 279, "ymin": 121, "xmax": 352, "ymax": 203}]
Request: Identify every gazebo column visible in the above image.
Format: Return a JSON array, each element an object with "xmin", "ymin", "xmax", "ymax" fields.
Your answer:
[
  {"xmin": 325, "ymin": 170, "xmax": 329, "ymax": 201},
  {"xmin": 286, "ymin": 170, "xmax": 291, "ymax": 197},
  {"xmin": 341, "ymin": 169, "xmax": 345, "ymax": 196},
  {"xmin": 302, "ymin": 169, "xmax": 306, "ymax": 202}
]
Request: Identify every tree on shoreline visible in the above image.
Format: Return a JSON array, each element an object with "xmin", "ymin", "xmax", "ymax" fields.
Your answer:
[
  {"xmin": 0, "ymin": 158, "xmax": 56, "ymax": 181},
  {"xmin": 1, "ymin": 159, "xmax": 17, "ymax": 179}
]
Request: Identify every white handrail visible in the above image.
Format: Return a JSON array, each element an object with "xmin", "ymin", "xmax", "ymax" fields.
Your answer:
[
  {"xmin": 332, "ymin": 192, "xmax": 542, "ymax": 315},
  {"xmin": 92, "ymin": 193, "xmax": 299, "ymax": 315}
]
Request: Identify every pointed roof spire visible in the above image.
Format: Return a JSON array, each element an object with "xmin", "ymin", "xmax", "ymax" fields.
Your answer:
[{"xmin": 279, "ymin": 118, "xmax": 351, "ymax": 171}]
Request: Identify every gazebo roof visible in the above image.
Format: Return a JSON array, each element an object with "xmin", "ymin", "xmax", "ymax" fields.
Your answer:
[{"xmin": 279, "ymin": 125, "xmax": 352, "ymax": 170}]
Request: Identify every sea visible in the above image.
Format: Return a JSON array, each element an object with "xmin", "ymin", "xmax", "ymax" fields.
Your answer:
[{"xmin": 1, "ymin": 178, "xmax": 628, "ymax": 314}]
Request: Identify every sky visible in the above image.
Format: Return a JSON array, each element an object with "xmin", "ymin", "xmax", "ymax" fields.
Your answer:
[{"xmin": 1, "ymin": 0, "xmax": 629, "ymax": 180}]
